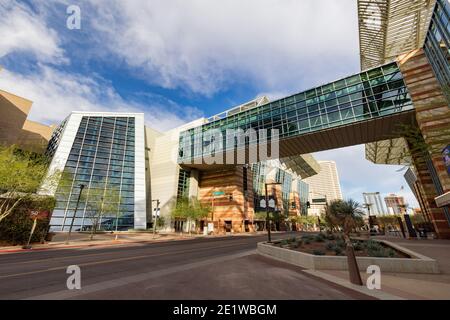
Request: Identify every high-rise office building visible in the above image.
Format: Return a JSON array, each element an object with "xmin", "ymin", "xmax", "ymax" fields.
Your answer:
[
  {"xmin": 362, "ymin": 192, "xmax": 387, "ymax": 216},
  {"xmin": 303, "ymin": 161, "xmax": 343, "ymax": 216},
  {"xmin": 384, "ymin": 193, "xmax": 407, "ymax": 215},
  {"xmin": 40, "ymin": 112, "xmax": 146, "ymax": 231}
]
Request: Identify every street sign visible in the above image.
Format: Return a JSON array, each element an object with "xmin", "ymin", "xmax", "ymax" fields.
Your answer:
[
  {"xmin": 260, "ymin": 199, "xmax": 266, "ymax": 208},
  {"xmin": 213, "ymin": 191, "xmax": 225, "ymax": 196},
  {"xmin": 152, "ymin": 208, "xmax": 160, "ymax": 217},
  {"xmin": 29, "ymin": 210, "xmax": 49, "ymax": 220},
  {"xmin": 268, "ymin": 199, "xmax": 276, "ymax": 208}
]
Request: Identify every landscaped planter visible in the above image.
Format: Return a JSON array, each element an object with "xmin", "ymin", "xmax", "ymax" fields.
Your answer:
[{"xmin": 257, "ymin": 240, "xmax": 439, "ymax": 274}]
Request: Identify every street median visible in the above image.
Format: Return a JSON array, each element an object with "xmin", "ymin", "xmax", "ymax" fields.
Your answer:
[{"xmin": 257, "ymin": 240, "xmax": 439, "ymax": 274}]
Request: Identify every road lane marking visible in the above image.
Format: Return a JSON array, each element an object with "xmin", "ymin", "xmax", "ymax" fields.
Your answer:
[
  {"xmin": 0, "ymin": 241, "xmax": 254, "ymax": 279},
  {"xmin": 25, "ymin": 250, "xmax": 256, "ymax": 300},
  {"xmin": 0, "ymin": 238, "xmax": 257, "ymax": 267}
]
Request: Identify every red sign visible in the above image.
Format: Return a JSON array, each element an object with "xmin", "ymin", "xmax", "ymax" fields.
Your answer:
[{"xmin": 29, "ymin": 210, "xmax": 49, "ymax": 220}]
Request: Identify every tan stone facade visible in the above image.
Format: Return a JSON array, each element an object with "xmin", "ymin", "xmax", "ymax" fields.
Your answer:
[
  {"xmin": 397, "ymin": 49, "xmax": 450, "ymax": 238},
  {"xmin": 0, "ymin": 89, "xmax": 53, "ymax": 153},
  {"xmin": 198, "ymin": 166, "xmax": 255, "ymax": 233}
]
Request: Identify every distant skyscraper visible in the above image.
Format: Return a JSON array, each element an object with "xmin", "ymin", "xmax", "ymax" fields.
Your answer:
[
  {"xmin": 384, "ymin": 193, "xmax": 407, "ymax": 215},
  {"xmin": 304, "ymin": 161, "xmax": 342, "ymax": 201},
  {"xmin": 303, "ymin": 160, "xmax": 343, "ymax": 216},
  {"xmin": 362, "ymin": 192, "xmax": 386, "ymax": 216}
]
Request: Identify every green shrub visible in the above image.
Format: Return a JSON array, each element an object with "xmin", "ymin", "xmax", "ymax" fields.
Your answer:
[
  {"xmin": 312, "ymin": 250, "xmax": 325, "ymax": 256},
  {"xmin": 334, "ymin": 246, "xmax": 343, "ymax": 255},
  {"xmin": 156, "ymin": 216, "xmax": 165, "ymax": 228},
  {"xmin": 291, "ymin": 241, "xmax": 300, "ymax": 248},
  {"xmin": 325, "ymin": 242, "xmax": 334, "ymax": 250},
  {"xmin": 287, "ymin": 237, "xmax": 297, "ymax": 243},
  {"xmin": 0, "ymin": 196, "xmax": 54, "ymax": 245},
  {"xmin": 335, "ymin": 239, "xmax": 345, "ymax": 248},
  {"xmin": 327, "ymin": 234, "xmax": 335, "ymax": 240},
  {"xmin": 387, "ymin": 249, "xmax": 396, "ymax": 258},
  {"xmin": 367, "ymin": 243, "xmax": 398, "ymax": 258},
  {"xmin": 301, "ymin": 234, "xmax": 314, "ymax": 241},
  {"xmin": 304, "ymin": 239, "xmax": 311, "ymax": 245},
  {"xmin": 314, "ymin": 234, "xmax": 325, "ymax": 242},
  {"xmin": 365, "ymin": 239, "xmax": 382, "ymax": 251},
  {"xmin": 367, "ymin": 247, "xmax": 388, "ymax": 257},
  {"xmin": 352, "ymin": 242, "xmax": 363, "ymax": 251}
]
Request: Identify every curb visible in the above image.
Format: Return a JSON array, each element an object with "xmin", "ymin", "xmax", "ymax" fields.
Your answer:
[
  {"xmin": 302, "ymin": 269, "xmax": 405, "ymax": 300},
  {"xmin": 0, "ymin": 231, "xmax": 281, "ymax": 254},
  {"xmin": 0, "ymin": 240, "xmax": 131, "ymax": 254}
]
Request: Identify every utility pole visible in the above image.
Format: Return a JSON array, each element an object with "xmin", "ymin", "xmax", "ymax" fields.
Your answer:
[
  {"xmin": 65, "ymin": 184, "xmax": 85, "ymax": 245},
  {"xmin": 152, "ymin": 199, "xmax": 160, "ymax": 238},
  {"xmin": 265, "ymin": 183, "xmax": 271, "ymax": 243}
]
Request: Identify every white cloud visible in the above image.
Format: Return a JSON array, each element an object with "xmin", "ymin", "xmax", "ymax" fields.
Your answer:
[
  {"xmin": 78, "ymin": 0, "xmax": 358, "ymax": 96},
  {"xmin": 0, "ymin": 0, "xmax": 65, "ymax": 63},
  {"xmin": 0, "ymin": 66, "xmax": 202, "ymax": 131},
  {"xmin": 313, "ymin": 145, "xmax": 420, "ymax": 209}
]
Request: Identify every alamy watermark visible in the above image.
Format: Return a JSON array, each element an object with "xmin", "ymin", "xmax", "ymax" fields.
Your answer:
[
  {"xmin": 66, "ymin": 5, "xmax": 81, "ymax": 30},
  {"xmin": 66, "ymin": 265, "xmax": 81, "ymax": 290},
  {"xmin": 366, "ymin": 265, "xmax": 381, "ymax": 290},
  {"xmin": 178, "ymin": 128, "xmax": 280, "ymax": 165}
]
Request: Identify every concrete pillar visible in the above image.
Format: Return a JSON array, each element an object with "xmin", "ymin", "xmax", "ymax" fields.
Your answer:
[
  {"xmin": 189, "ymin": 169, "xmax": 199, "ymax": 200},
  {"xmin": 398, "ymin": 49, "xmax": 450, "ymax": 238}
]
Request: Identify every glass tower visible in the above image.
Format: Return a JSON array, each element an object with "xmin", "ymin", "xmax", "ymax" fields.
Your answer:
[
  {"xmin": 42, "ymin": 112, "xmax": 146, "ymax": 231},
  {"xmin": 424, "ymin": 0, "xmax": 450, "ymax": 103}
]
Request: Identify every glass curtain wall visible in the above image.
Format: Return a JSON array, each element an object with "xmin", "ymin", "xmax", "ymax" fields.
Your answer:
[
  {"xmin": 297, "ymin": 180, "xmax": 310, "ymax": 216},
  {"xmin": 49, "ymin": 116, "xmax": 136, "ymax": 231},
  {"xmin": 275, "ymin": 168, "xmax": 293, "ymax": 215},
  {"xmin": 177, "ymin": 169, "xmax": 191, "ymax": 200},
  {"xmin": 179, "ymin": 62, "xmax": 413, "ymax": 163},
  {"xmin": 424, "ymin": 0, "xmax": 450, "ymax": 103}
]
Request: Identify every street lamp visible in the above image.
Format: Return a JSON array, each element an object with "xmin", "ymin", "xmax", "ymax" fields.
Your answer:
[
  {"xmin": 265, "ymin": 182, "xmax": 281, "ymax": 243},
  {"xmin": 65, "ymin": 184, "xmax": 85, "ymax": 244}
]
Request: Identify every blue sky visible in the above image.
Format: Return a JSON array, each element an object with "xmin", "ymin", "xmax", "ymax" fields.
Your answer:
[{"xmin": 0, "ymin": 0, "xmax": 418, "ymax": 208}]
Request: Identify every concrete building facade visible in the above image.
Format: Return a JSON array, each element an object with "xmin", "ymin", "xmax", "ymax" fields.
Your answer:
[
  {"xmin": 384, "ymin": 193, "xmax": 407, "ymax": 215},
  {"xmin": 362, "ymin": 192, "xmax": 387, "ymax": 216},
  {"xmin": 303, "ymin": 161, "xmax": 343, "ymax": 216}
]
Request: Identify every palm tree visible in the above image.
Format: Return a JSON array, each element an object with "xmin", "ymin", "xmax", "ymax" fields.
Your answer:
[{"xmin": 326, "ymin": 199, "xmax": 364, "ymax": 285}]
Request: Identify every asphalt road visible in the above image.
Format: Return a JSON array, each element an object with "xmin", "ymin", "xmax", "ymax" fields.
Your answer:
[{"xmin": 0, "ymin": 232, "xmax": 371, "ymax": 300}]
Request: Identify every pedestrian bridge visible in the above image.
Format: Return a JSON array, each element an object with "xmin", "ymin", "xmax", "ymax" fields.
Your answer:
[{"xmin": 178, "ymin": 62, "xmax": 416, "ymax": 171}]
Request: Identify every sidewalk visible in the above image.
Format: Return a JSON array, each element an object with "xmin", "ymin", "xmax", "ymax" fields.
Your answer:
[
  {"xmin": 318, "ymin": 236, "xmax": 450, "ymax": 299},
  {"xmin": 0, "ymin": 230, "xmax": 271, "ymax": 254}
]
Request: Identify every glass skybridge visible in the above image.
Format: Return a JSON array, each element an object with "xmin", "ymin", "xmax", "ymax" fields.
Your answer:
[{"xmin": 178, "ymin": 62, "xmax": 415, "ymax": 164}]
